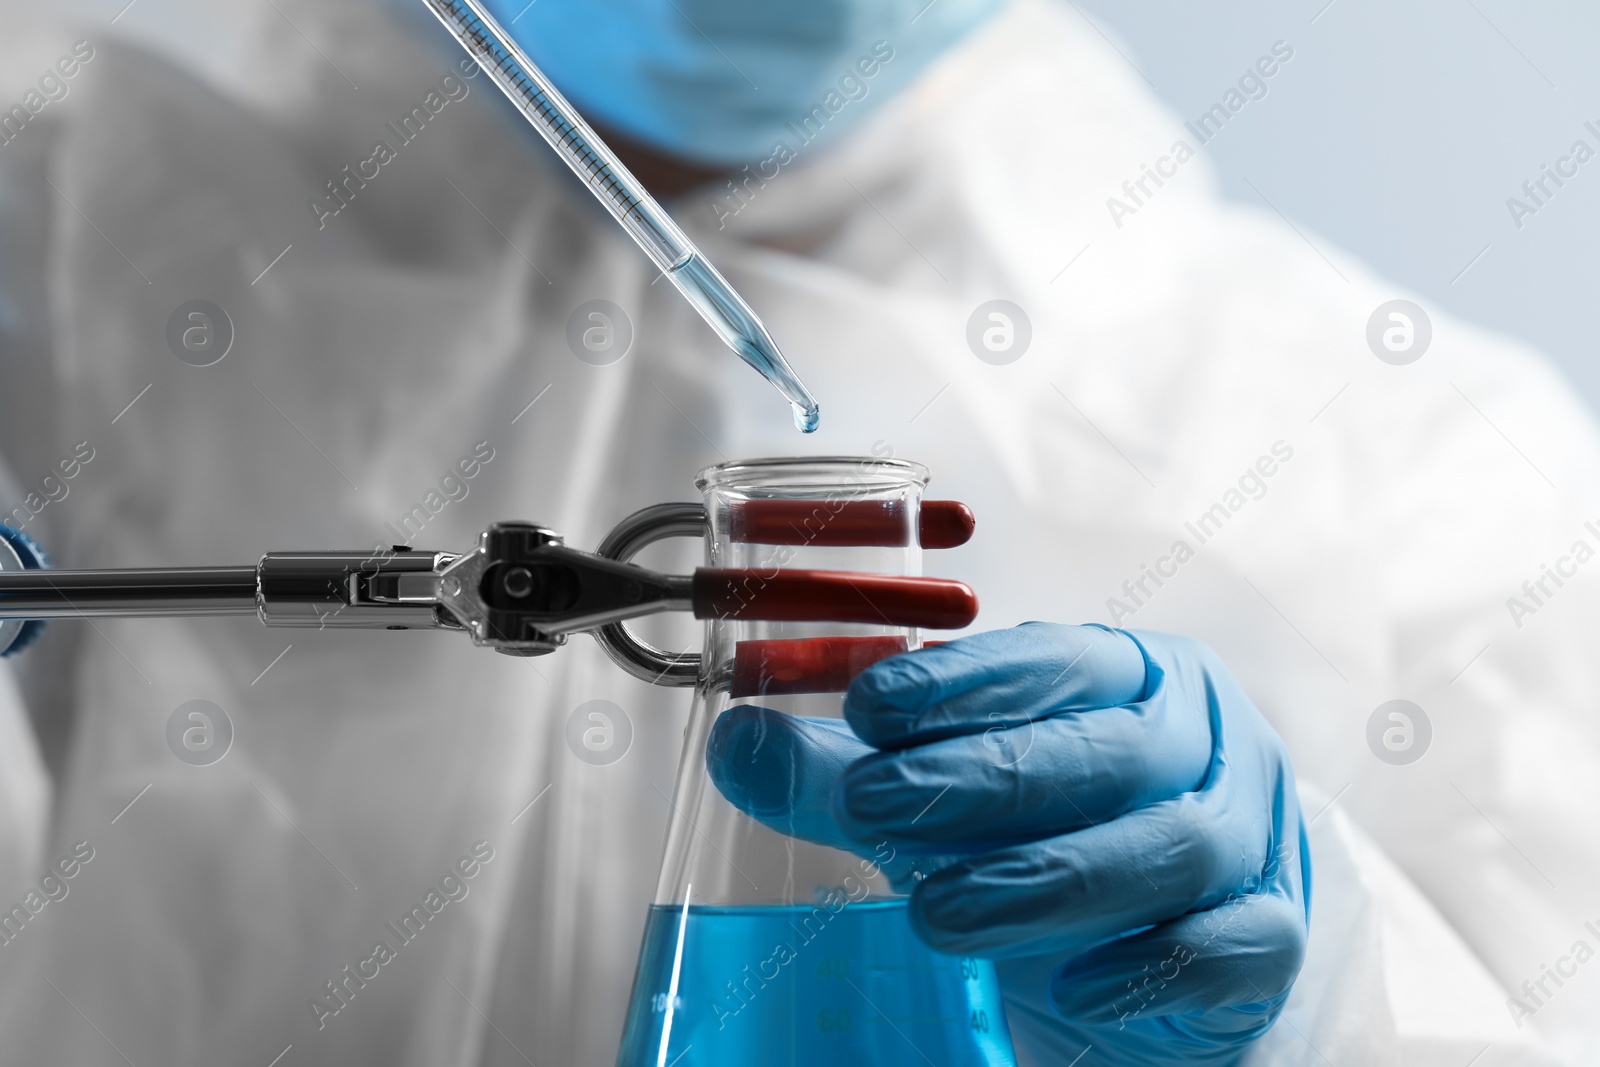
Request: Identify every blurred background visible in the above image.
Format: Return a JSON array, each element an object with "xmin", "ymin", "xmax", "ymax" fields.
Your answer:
[
  {"xmin": 80, "ymin": 0, "xmax": 1600, "ymax": 411},
  {"xmin": 1073, "ymin": 0, "xmax": 1600, "ymax": 413}
]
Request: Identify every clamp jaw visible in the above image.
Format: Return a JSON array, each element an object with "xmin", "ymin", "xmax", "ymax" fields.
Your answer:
[
  {"xmin": 259, "ymin": 520, "xmax": 695, "ymax": 664},
  {"xmin": 253, "ymin": 511, "xmax": 707, "ymax": 679},
  {"xmin": 429, "ymin": 521, "xmax": 688, "ymax": 654}
]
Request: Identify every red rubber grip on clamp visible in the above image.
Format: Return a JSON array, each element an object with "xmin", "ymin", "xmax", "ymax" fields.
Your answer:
[
  {"xmin": 692, "ymin": 568, "xmax": 978, "ymax": 629},
  {"xmin": 731, "ymin": 635, "xmax": 909, "ymax": 697},
  {"xmin": 728, "ymin": 500, "xmax": 975, "ymax": 549}
]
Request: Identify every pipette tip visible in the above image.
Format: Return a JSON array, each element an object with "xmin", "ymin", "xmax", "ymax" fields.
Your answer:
[{"xmin": 793, "ymin": 404, "xmax": 821, "ymax": 434}]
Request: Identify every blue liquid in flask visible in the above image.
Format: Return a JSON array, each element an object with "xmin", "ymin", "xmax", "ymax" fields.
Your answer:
[{"xmin": 616, "ymin": 899, "xmax": 1016, "ymax": 1066}]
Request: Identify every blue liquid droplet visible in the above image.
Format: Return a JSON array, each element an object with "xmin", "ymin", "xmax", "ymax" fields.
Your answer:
[{"xmin": 668, "ymin": 257, "xmax": 821, "ymax": 435}]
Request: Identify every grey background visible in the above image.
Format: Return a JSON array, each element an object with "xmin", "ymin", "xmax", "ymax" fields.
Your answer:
[{"xmin": 1076, "ymin": 0, "xmax": 1600, "ymax": 412}]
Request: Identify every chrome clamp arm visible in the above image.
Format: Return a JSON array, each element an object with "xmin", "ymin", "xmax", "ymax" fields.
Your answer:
[{"xmin": 0, "ymin": 517, "xmax": 699, "ymax": 661}]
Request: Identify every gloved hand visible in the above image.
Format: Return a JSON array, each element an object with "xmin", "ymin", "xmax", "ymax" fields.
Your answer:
[
  {"xmin": 708, "ymin": 622, "xmax": 1310, "ymax": 1067},
  {"xmin": 482, "ymin": 0, "xmax": 1004, "ymax": 164}
]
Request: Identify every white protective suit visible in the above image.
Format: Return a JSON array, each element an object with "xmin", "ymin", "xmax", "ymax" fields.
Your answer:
[{"xmin": 0, "ymin": 1, "xmax": 1596, "ymax": 1064}]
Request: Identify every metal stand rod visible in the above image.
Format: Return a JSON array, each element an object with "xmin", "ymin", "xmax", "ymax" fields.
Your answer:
[{"xmin": 0, "ymin": 567, "xmax": 259, "ymax": 617}]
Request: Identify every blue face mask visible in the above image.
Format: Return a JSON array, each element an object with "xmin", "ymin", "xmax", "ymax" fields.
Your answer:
[{"xmin": 480, "ymin": 0, "xmax": 1005, "ymax": 165}]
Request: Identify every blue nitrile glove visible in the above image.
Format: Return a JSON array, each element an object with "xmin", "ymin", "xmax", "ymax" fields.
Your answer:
[
  {"xmin": 708, "ymin": 623, "xmax": 1311, "ymax": 1067},
  {"xmin": 483, "ymin": 0, "xmax": 1005, "ymax": 165}
]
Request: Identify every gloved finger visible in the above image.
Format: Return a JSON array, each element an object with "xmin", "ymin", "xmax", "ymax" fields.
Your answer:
[
  {"xmin": 908, "ymin": 772, "xmax": 1279, "ymax": 958},
  {"xmin": 844, "ymin": 623, "xmax": 1149, "ymax": 750},
  {"xmin": 835, "ymin": 677, "xmax": 1211, "ymax": 849},
  {"xmin": 1047, "ymin": 890, "xmax": 1308, "ymax": 1032},
  {"xmin": 706, "ymin": 705, "xmax": 869, "ymax": 851}
]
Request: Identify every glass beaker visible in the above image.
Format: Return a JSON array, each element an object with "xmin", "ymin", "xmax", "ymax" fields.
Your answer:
[{"xmin": 616, "ymin": 457, "xmax": 1017, "ymax": 1067}]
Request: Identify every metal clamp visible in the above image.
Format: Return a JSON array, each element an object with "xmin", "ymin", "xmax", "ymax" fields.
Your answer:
[{"xmin": 592, "ymin": 503, "xmax": 708, "ymax": 687}]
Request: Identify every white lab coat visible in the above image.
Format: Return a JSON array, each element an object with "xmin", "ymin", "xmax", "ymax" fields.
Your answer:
[{"xmin": 0, "ymin": 1, "xmax": 1593, "ymax": 1064}]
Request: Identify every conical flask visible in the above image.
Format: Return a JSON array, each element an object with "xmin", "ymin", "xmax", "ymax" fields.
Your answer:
[{"xmin": 617, "ymin": 457, "xmax": 1017, "ymax": 1067}]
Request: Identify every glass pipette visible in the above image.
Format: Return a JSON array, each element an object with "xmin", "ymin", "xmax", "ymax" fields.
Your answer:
[{"xmin": 421, "ymin": 0, "xmax": 822, "ymax": 433}]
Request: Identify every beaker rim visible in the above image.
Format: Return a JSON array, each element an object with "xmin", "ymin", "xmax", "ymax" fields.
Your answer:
[{"xmin": 696, "ymin": 456, "xmax": 931, "ymax": 493}]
